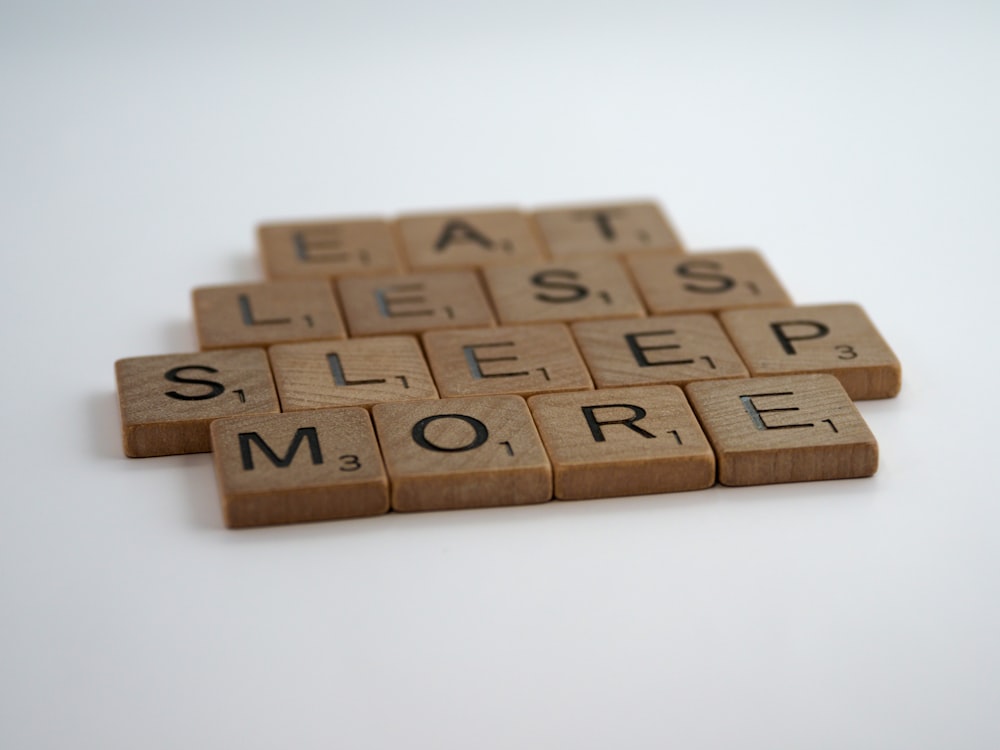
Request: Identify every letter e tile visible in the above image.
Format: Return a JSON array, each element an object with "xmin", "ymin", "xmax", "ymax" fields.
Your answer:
[{"xmin": 685, "ymin": 374, "xmax": 878, "ymax": 486}]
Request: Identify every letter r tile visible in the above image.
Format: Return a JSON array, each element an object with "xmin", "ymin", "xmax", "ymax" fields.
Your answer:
[
  {"xmin": 528, "ymin": 385, "xmax": 715, "ymax": 500},
  {"xmin": 210, "ymin": 407, "xmax": 389, "ymax": 528},
  {"xmin": 685, "ymin": 374, "xmax": 878, "ymax": 486}
]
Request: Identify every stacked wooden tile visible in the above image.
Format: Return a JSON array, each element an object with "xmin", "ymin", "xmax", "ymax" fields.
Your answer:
[{"xmin": 115, "ymin": 202, "xmax": 901, "ymax": 528}]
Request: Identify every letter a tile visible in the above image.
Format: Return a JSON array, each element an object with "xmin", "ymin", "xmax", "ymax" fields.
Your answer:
[
  {"xmin": 371, "ymin": 396, "xmax": 552, "ymax": 512},
  {"xmin": 210, "ymin": 407, "xmax": 389, "ymax": 528},
  {"xmin": 397, "ymin": 208, "xmax": 547, "ymax": 271},
  {"xmin": 685, "ymin": 374, "xmax": 878, "ymax": 486},
  {"xmin": 528, "ymin": 385, "xmax": 715, "ymax": 500}
]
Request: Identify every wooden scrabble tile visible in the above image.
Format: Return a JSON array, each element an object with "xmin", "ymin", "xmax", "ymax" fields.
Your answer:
[
  {"xmin": 685, "ymin": 374, "xmax": 878, "ymax": 486},
  {"xmin": 422, "ymin": 324, "xmax": 593, "ymax": 398},
  {"xmin": 258, "ymin": 217, "xmax": 403, "ymax": 280},
  {"xmin": 193, "ymin": 280, "xmax": 346, "ymax": 349},
  {"xmin": 115, "ymin": 349, "xmax": 280, "ymax": 457},
  {"xmin": 532, "ymin": 200, "xmax": 684, "ymax": 256},
  {"xmin": 371, "ymin": 396, "xmax": 551, "ymax": 512},
  {"xmin": 268, "ymin": 336, "xmax": 439, "ymax": 411},
  {"xmin": 336, "ymin": 270, "xmax": 495, "ymax": 337},
  {"xmin": 625, "ymin": 249, "xmax": 792, "ymax": 314},
  {"xmin": 396, "ymin": 208, "xmax": 547, "ymax": 271},
  {"xmin": 571, "ymin": 314, "xmax": 749, "ymax": 388},
  {"xmin": 528, "ymin": 385, "xmax": 715, "ymax": 500},
  {"xmin": 211, "ymin": 407, "xmax": 389, "ymax": 528},
  {"xmin": 481, "ymin": 256, "xmax": 646, "ymax": 325},
  {"xmin": 719, "ymin": 303, "xmax": 902, "ymax": 400}
]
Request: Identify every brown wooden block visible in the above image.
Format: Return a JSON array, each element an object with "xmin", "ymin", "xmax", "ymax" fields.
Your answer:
[
  {"xmin": 115, "ymin": 349, "xmax": 280, "ymax": 457},
  {"xmin": 719, "ymin": 303, "xmax": 902, "ymax": 400},
  {"xmin": 336, "ymin": 270, "xmax": 495, "ymax": 337},
  {"xmin": 528, "ymin": 385, "xmax": 715, "ymax": 500},
  {"xmin": 210, "ymin": 407, "xmax": 389, "ymax": 528},
  {"xmin": 532, "ymin": 200, "xmax": 684, "ymax": 257},
  {"xmin": 625, "ymin": 249, "xmax": 792, "ymax": 314},
  {"xmin": 396, "ymin": 208, "xmax": 547, "ymax": 271},
  {"xmin": 269, "ymin": 336, "xmax": 438, "ymax": 411},
  {"xmin": 371, "ymin": 396, "xmax": 551, "ymax": 512},
  {"xmin": 422, "ymin": 324, "xmax": 593, "ymax": 398},
  {"xmin": 193, "ymin": 280, "xmax": 346, "ymax": 350},
  {"xmin": 258, "ymin": 217, "xmax": 403, "ymax": 280},
  {"xmin": 571, "ymin": 314, "xmax": 749, "ymax": 388},
  {"xmin": 685, "ymin": 374, "xmax": 878, "ymax": 486},
  {"xmin": 481, "ymin": 256, "xmax": 646, "ymax": 325}
]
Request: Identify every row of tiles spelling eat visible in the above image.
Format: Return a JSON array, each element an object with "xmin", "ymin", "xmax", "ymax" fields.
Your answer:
[{"xmin": 256, "ymin": 201, "xmax": 687, "ymax": 280}]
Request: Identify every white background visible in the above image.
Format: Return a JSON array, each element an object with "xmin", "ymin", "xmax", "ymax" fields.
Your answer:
[{"xmin": 3, "ymin": 1, "xmax": 999, "ymax": 748}]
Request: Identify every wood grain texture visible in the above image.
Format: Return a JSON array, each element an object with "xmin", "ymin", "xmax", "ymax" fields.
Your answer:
[
  {"xmin": 337, "ymin": 270, "xmax": 495, "ymax": 337},
  {"xmin": 211, "ymin": 407, "xmax": 389, "ymax": 528},
  {"xmin": 685, "ymin": 374, "xmax": 878, "ymax": 486},
  {"xmin": 528, "ymin": 385, "xmax": 715, "ymax": 500},
  {"xmin": 719, "ymin": 303, "xmax": 902, "ymax": 399},
  {"xmin": 268, "ymin": 336, "xmax": 439, "ymax": 411},
  {"xmin": 626, "ymin": 249, "xmax": 792, "ymax": 314},
  {"xmin": 371, "ymin": 395, "xmax": 552, "ymax": 512},
  {"xmin": 532, "ymin": 200, "xmax": 684, "ymax": 256},
  {"xmin": 422, "ymin": 323, "xmax": 593, "ymax": 398},
  {"xmin": 396, "ymin": 208, "xmax": 547, "ymax": 271},
  {"xmin": 258, "ymin": 217, "xmax": 403, "ymax": 280},
  {"xmin": 571, "ymin": 314, "xmax": 749, "ymax": 388},
  {"xmin": 193, "ymin": 280, "xmax": 346, "ymax": 349},
  {"xmin": 115, "ymin": 349, "xmax": 280, "ymax": 457},
  {"xmin": 481, "ymin": 256, "xmax": 646, "ymax": 325}
]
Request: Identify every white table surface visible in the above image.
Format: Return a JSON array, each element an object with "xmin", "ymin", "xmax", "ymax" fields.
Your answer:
[{"xmin": 3, "ymin": 2, "xmax": 999, "ymax": 748}]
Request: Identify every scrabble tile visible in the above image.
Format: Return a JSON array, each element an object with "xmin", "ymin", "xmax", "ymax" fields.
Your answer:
[
  {"xmin": 193, "ymin": 280, "xmax": 346, "ymax": 349},
  {"xmin": 719, "ymin": 303, "xmax": 902, "ymax": 400},
  {"xmin": 571, "ymin": 314, "xmax": 749, "ymax": 388},
  {"xmin": 115, "ymin": 349, "xmax": 280, "ymax": 457},
  {"xmin": 626, "ymin": 249, "xmax": 792, "ymax": 314},
  {"xmin": 336, "ymin": 270, "xmax": 495, "ymax": 337},
  {"xmin": 532, "ymin": 200, "xmax": 684, "ymax": 256},
  {"xmin": 371, "ymin": 396, "xmax": 551, "ymax": 512},
  {"xmin": 268, "ymin": 336, "xmax": 439, "ymax": 411},
  {"xmin": 481, "ymin": 256, "xmax": 646, "ymax": 325},
  {"xmin": 528, "ymin": 385, "xmax": 715, "ymax": 500},
  {"xmin": 685, "ymin": 374, "xmax": 878, "ymax": 486},
  {"xmin": 258, "ymin": 217, "xmax": 403, "ymax": 280},
  {"xmin": 422, "ymin": 324, "xmax": 593, "ymax": 398},
  {"xmin": 396, "ymin": 208, "xmax": 547, "ymax": 271},
  {"xmin": 211, "ymin": 407, "xmax": 389, "ymax": 528}
]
